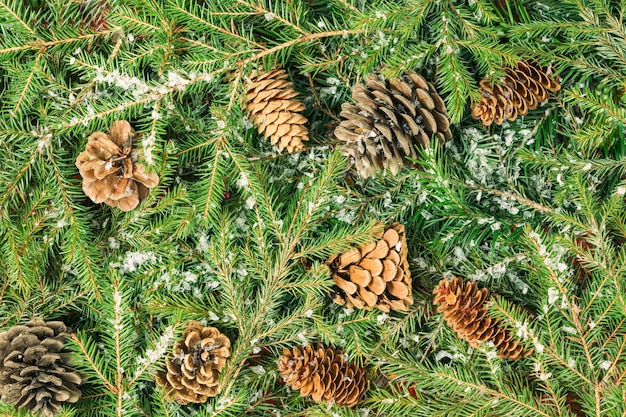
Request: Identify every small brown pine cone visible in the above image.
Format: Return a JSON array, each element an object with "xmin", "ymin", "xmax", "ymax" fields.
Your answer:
[
  {"xmin": 0, "ymin": 320, "xmax": 82, "ymax": 417},
  {"xmin": 335, "ymin": 71, "xmax": 451, "ymax": 178},
  {"xmin": 328, "ymin": 222, "xmax": 413, "ymax": 312},
  {"xmin": 471, "ymin": 61, "xmax": 560, "ymax": 126},
  {"xmin": 155, "ymin": 321, "xmax": 231, "ymax": 404},
  {"xmin": 277, "ymin": 344, "xmax": 367, "ymax": 407},
  {"xmin": 432, "ymin": 277, "xmax": 531, "ymax": 360},
  {"xmin": 75, "ymin": 120, "xmax": 159, "ymax": 211},
  {"xmin": 245, "ymin": 68, "xmax": 309, "ymax": 153}
]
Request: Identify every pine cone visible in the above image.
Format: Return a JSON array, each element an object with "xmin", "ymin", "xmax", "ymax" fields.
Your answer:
[
  {"xmin": 277, "ymin": 344, "xmax": 367, "ymax": 407},
  {"xmin": 432, "ymin": 277, "xmax": 531, "ymax": 360},
  {"xmin": 0, "ymin": 320, "xmax": 82, "ymax": 417},
  {"xmin": 155, "ymin": 321, "xmax": 231, "ymax": 404},
  {"xmin": 471, "ymin": 61, "xmax": 560, "ymax": 126},
  {"xmin": 75, "ymin": 120, "xmax": 159, "ymax": 211},
  {"xmin": 328, "ymin": 222, "xmax": 413, "ymax": 312},
  {"xmin": 245, "ymin": 68, "xmax": 309, "ymax": 153},
  {"xmin": 334, "ymin": 71, "xmax": 451, "ymax": 178}
]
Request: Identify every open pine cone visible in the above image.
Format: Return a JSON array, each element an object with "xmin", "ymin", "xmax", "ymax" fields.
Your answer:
[
  {"xmin": 328, "ymin": 223, "xmax": 413, "ymax": 312},
  {"xmin": 433, "ymin": 277, "xmax": 531, "ymax": 360},
  {"xmin": 75, "ymin": 120, "xmax": 159, "ymax": 211},
  {"xmin": 155, "ymin": 321, "xmax": 231, "ymax": 404},
  {"xmin": 335, "ymin": 71, "xmax": 451, "ymax": 178},
  {"xmin": 277, "ymin": 344, "xmax": 367, "ymax": 407},
  {"xmin": 471, "ymin": 61, "xmax": 560, "ymax": 126},
  {"xmin": 245, "ymin": 68, "xmax": 309, "ymax": 153},
  {"xmin": 0, "ymin": 320, "xmax": 82, "ymax": 417}
]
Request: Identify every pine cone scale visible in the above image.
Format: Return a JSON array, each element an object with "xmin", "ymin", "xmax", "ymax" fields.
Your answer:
[
  {"xmin": 76, "ymin": 120, "xmax": 158, "ymax": 211},
  {"xmin": 336, "ymin": 71, "xmax": 451, "ymax": 178},
  {"xmin": 472, "ymin": 61, "xmax": 560, "ymax": 126},
  {"xmin": 433, "ymin": 277, "xmax": 531, "ymax": 360},
  {"xmin": 245, "ymin": 68, "xmax": 308, "ymax": 153},
  {"xmin": 0, "ymin": 320, "xmax": 82, "ymax": 417},
  {"xmin": 278, "ymin": 344, "xmax": 366, "ymax": 407},
  {"xmin": 156, "ymin": 321, "xmax": 231, "ymax": 404},
  {"xmin": 329, "ymin": 223, "xmax": 413, "ymax": 312}
]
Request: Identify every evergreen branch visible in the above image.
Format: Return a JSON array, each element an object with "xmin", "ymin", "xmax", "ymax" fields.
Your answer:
[
  {"xmin": 235, "ymin": 0, "xmax": 308, "ymax": 35},
  {"xmin": 11, "ymin": 53, "xmax": 41, "ymax": 116},
  {"xmin": 47, "ymin": 151, "xmax": 101, "ymax": 300},
  {"xmin": 464, "ymin": 182, "xmax": 554, "ymax": 214},
  {"xmin": 112, "ymin": 279, "xmax": 124, "ymax": 417},
  {"xmin": 0, "ymin": 0, "xmax": 35, "ymax": 35},
  {"xmin": 332, "ymin": 0, "xmax": 360, "ymax": 13},
  {"xmin": 71, "ymin": 334, "xmax": 117, "ymax": 393},
  {"xmin": 0, "ymin": 29, "xmax": 118, "ymax": 55},
  {"xmin": 169, "ymin": 3, "xmax": 266, "ymax": 49},
  {"xmin": 203, "ymin": 134, "xmax": 225, "ymax": 220}
]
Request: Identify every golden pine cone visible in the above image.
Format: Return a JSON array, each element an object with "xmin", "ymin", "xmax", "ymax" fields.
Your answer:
[
  {"xmin": 335, "ymin": 71, "xmax": 451, "ymax": 178},
  {"xmin": 245, "ymin": 68, "xmax": 309, "ymax": 153},
  {"xmin": 328, "ymin": 223, "xmax": 413, "ymax": 312},
  {"xmin": 471, "ymin": 61, "xmax": 560, "ymax": 126},
  {"xmin": 0, "ymin": 320, "xmax": 82, "ymax": 417},
  {"xmin": 277, "ymin": 344, "xmax": 367, "ymax": 407},
  {"xmin": 75, "ymin": 120, "xmax": 159, "ymax": 211},
  {"xmin": 433, "ymin": 277, "xmax": 531, "ymax": 360},
  {"xmin": 155, "ymin": 321, "xmax": 231, "ymax": 404}
]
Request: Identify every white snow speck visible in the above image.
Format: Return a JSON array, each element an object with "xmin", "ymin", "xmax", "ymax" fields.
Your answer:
[
  {"xmin": 377, "ymin": 313, "xmax": 390, "ymax": 325},
  {"xmin": 236, "ymin": 172, "xmax": 249, "ymax": 188},
  {"xmin": 249, "ymin": 365, "xmax": 266, "ymax": 375},
  {"xmin": 600, "ymin": 360, "xmax": 612, "ymax": 370},
  {"xmin": 142, "ymin": 133, "xmax": 156, "ymax": 165},
  {"xmin": 547, "ymin": 288, "xmax": 559, "ymax": 304},
  {"xmin": 116, "ymin": 251, "xmax": 156, "ymax": 273},
  {"xmin": 108, "ymin": 237, "xmax": 120, "ymax": 249}
]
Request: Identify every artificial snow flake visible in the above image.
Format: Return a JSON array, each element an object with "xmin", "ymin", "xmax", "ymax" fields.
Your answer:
[
  {"xmin": 114, "ymin": 251, "xmax": 157, "ymax": 273},
  {"xmin": 547, "ymin": 288, "xmax": 560, "ymax": 304},
  {"xmin": 250, "ymin": 365, "xmax": 266, "ymax": 375},
  {"xmin": 142, "ymin": 133, "xmax": 157, "ymax": 165}
]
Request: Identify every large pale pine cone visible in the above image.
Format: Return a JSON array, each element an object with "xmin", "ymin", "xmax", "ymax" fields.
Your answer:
[
  {"xmin": 155, "ymin": 321, "xmax": 231, "ymax": 404},
  {"xmin": 328, "ymin": 223, "xmax": 413, "ymax": 312},
  {"xmin": 471, "ymin": 61, "xmax": 561, "ymax": 126},
  {"xmin": 245, "ymin": 68, "xmax": 309, "ymax": 153},
  {"xmin": 277, "ymin": 344, "xmax": 367, "ymax": 407},
  {"xmin": 334, "ymin": 72, "xmax": 451, "ymax": 178},
  {"xmin": 0, "ymin": 320, "xmax": 82, "ymax": 417},
  {"xmin": 75, "ymin": 120, "xmax": 159, "ymax": 211},
  {"xmin": 433, "ymin": 277, "xmax": 531, "ymax": 360}
]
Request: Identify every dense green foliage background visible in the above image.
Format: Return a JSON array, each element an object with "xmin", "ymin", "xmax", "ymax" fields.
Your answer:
[{"xmin": 1, "ymin": 0, "xmax": 626, "ymax": 416}]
